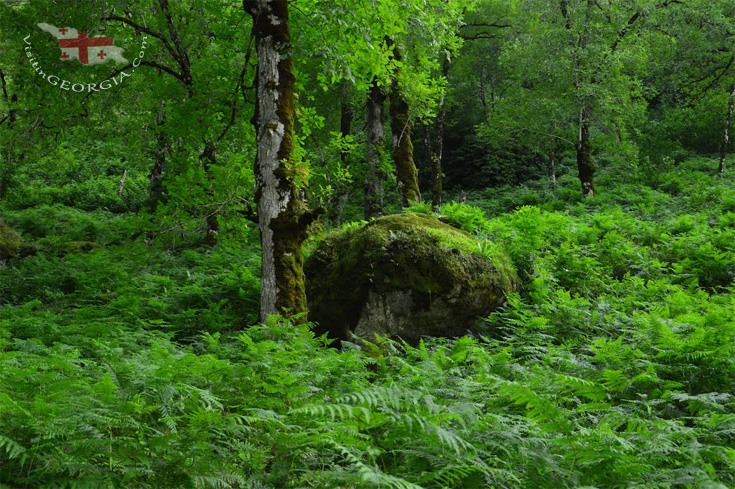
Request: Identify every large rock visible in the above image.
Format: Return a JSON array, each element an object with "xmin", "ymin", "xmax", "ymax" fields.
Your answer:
[
  {"xmin": 305, "ymin": 212, "xmax": 518, "ymax": 344},
  {"xmin": 0, "ymin": 220, "xmax": 20, "ymax": 260}
]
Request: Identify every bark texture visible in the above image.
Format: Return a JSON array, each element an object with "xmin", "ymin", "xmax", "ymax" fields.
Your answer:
[
  {"xmin": 244, "ymin": 0, "xmax": 316, "ymax": 322},
  {"xmin": 388, "ymin": 41, "xmax": 421, "ymax": 207},
  {"xmin": 365, "ymin": 79, "xmax": 386, "ymax": 220},
  {"xmin": 718, "ymin": 82, "xmax": 735, "ymax": 179}
]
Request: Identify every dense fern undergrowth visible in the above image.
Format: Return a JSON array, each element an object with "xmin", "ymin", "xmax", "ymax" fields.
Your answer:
[{"xmin": 2, "ymin": 158, "xmax": 735, "ymax": 488}]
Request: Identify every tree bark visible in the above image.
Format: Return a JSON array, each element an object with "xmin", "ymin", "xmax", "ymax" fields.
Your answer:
[
  {"xmin": 244, "ymin": 0, "xmax": 316, "ymax": 322},
  {"xmin": 365, "ymin": 79, "xmax": 386, "ymax": 220},
  {"xmin": 387, "ymin": 40, "xmax": 421, "ymax": 207},
  {"xmin": 577, "ymin": 108, "xmax": 595, "ymax": 198},
  {"xmin": 718, "ymin": 82, "xmax": 735, "ymax": 178}
]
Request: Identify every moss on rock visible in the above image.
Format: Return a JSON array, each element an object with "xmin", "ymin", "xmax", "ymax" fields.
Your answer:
[
  {"xmin": 305, "ymin": 212, "xmax": 518, "ymax": 344},
  {"xmin": 0, "ymin": 221, "xmax": 20, "ymax": 259}
]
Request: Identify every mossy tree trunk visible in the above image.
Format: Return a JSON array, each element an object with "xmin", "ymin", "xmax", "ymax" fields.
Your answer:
[
  {"xmin": 718, "ymin": 81, "xmax": 735, "ymax": 179},
  {"xmin": 577, "ymin": 107, "xmax": 595, "ymax": 198},
  {"xmin": 365, "ymin": 79, "xmax": 386, "ymax": 220},
  {"xmin": 244, "ymin": 0, "xmax": 317, "ymax": 322},
  {"xmin": 387, "ymin": 40, "xmax": 421, "ymax": 207}
]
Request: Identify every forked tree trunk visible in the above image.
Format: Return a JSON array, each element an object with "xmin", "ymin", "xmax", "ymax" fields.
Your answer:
[
  {"xmin": 365, "ymin": 79, "xmax": 386, "ymax": 220},
  {"xmin": 577, "ymin": 108, "xmax": 595, "ymax": 198},
  {"xmin": 244, "ymin": 0, "xmax": 317, "ymax": 322},
  {"xmin": 718, "ymin": 82, "xmax": 735, "ymax": 179},
  {"xmin": 387, "ymin": 41, "xmax": 421, "ymax": 207}
]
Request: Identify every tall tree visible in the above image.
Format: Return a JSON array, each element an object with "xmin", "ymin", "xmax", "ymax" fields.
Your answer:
[
  {"xmin": 365, "ymin": 79, "xmax": 387, "ymax": 219},
  {"xmin": 243, "ymin": 0, "xmax": 319, "ymax": 321},
  {"xmin": 387, "ymin": 39, "xmax": 421, "ymax": 207},
  {"xmin": 718, "ymin": 79, "xmax": 735, "ymax": 178}
]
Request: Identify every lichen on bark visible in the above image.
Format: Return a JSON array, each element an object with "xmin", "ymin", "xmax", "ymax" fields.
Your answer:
[{"xmin": 245, "ymin": 0, "xmax": 318, "ymax": 322}]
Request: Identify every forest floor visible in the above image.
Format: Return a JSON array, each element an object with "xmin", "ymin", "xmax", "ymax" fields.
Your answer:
[{"xmin": 1, "ymin": 156, "xmax": 735, "ymax": 488}]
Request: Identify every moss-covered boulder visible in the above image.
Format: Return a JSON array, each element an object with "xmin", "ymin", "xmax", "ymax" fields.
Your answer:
[
  {"xmin": 305, "ymin": 212, "xmax": 518, "ymax": 344},
  {"xmin": 0, "ymin": 220, "xmax": 20, "ymax": 259}
]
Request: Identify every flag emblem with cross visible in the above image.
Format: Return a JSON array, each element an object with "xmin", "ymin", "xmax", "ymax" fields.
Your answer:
[{"xmin": 38, "ymin": 23, "xmax": 128, "ymax": 65}]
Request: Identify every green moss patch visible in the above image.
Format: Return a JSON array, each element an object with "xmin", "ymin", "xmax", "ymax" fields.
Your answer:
[
  {"xmin": 306, "ymin": 212, "xmax": 518, "ymax": 343},
  {"xmin": 0, "ymin": 221, "xmax": 20, "ymax": 259}
]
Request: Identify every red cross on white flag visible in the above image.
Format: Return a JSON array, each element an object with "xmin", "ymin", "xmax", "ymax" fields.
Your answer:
[{"xmin": 38, "ymin": 23, "xmax": 128, "ymax": 65}]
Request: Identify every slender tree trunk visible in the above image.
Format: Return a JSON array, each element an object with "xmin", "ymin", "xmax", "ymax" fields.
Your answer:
[
  {"xmin": 0, "ymin": 78, "xmax": 18, "ymax": 200},
  {"xmin": 199, "ymin": 141, "xmax": 220, "ymax": 246},
  {"xmin": 244, "ymin": 0, "xmax": 317, "ymax": 322},
  {"xmin": 118, "ymin": 169, "xmax": 127, "ymax": 197},
  {"xmin": 422, "ymin": 125, "xmax": 444, "ymax": 210},
  {"xmin": 365, "ymin": 79, "xmax": 386, "ymax": 220},
  {"xmin": 548, "ymin": 144, "xmax": 556, "ymax": 187},
  {"xmin": 147, "ymin": 110, "xmax": 168, "ymax": 212},
  {"xmin": 718, "ymin": 82, "xmax": 735, "ymax": 178},
  {"xmin": 333, "ymin": 91, "xmax": 353, "ymax": 226},
  {"xmin": 422, "ymin": 58, "xmax": 449, "ymax": 211},
  {"xmin": 479, "ymin": 78, "xmax": 489, "ymax": 124},
  {"xmin": 577, "ymin": 108, "xmax": 595, "ymax": 198},
  {"xmin": 387, "ymin": 40, "xmax": 421, "ymax": 207}
]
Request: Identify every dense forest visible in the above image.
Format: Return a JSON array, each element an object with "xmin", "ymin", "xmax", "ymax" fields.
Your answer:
[{"xmin": 1, "ymin": 0, "xmax": 735, "ymax": 487}]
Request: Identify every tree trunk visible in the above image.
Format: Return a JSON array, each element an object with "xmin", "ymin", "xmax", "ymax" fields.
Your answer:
[
  {"xmin": 387, "ymin": 41, "xmax": 421, "ymax": 207},
  {"xmin": 147, "ymin": 110, "xmax": 168, "ymax": 212},
  {"xmin": 0, "ymin": 79, "xmax": 17, "ymax": 200},
  {"xmin": 718, "ymin": 82, "xmax": 735, "ymax": 179},
  {"xmin": 548, "ymin": 142, "xmax": 556, "ymax": 187},
  {"xmin": 199, "ymin": 141, "xmax": 220, "ymax": 246},
  {"xmin": 431, "ymin": 58, "xmax": 450, "ymax": 209},
  {"xmin": 365, "ymin": 79, "xmax": 386, "ymax": 220},
  {"xmin": 577, "ymin": 108, "xmax": 595, "ymax": 198},
  {"xmin": 333, "ymin": 92, "xmax": 353, "ymax": 226},
  {"xmin": 244, "ymin": 0, "xmax": 317, "ymax": 323},
  {"xmin": 423, "ymin": 100, "xmax": 446, "ymax": 211}
]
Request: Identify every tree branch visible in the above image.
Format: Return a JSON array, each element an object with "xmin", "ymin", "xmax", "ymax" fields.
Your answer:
[
  {"xmin": 104, "ymin": 15, "xmax": 178, "ymax": 60},
  {"xmin": 460, "ymin": 22, "xmax": 512, "ymax": 29},
  {"xmin": 610, "ymin": 0, "xmax": 682, "ymax": 54}
]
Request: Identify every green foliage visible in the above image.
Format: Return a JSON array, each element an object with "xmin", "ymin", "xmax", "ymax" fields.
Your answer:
[{"xmin": 2, "ymin": 159, "xmax": 735, "ymax": 488}]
